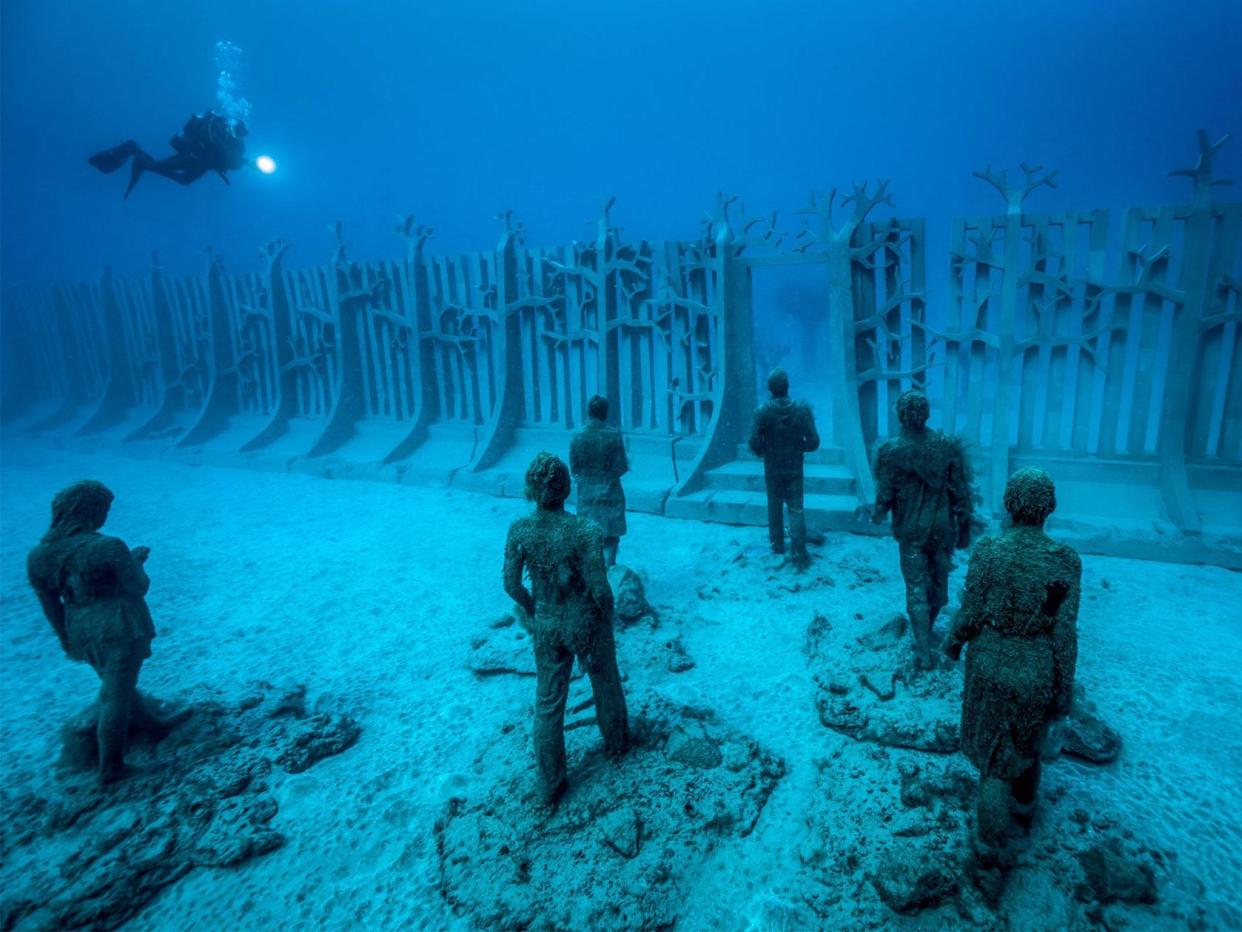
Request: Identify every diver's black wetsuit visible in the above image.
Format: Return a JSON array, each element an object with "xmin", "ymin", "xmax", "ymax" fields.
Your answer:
[{"xmin": 89, "ymin": 112, "xmax": 247, "ymax": 197}]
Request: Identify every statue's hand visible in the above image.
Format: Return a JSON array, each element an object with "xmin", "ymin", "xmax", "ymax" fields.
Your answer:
[
  {"xmin": 132, "ymin": 546, "xmax": 151, "ymax": 563},
  {"xmin": 853, "ymin": 504, "xmax": 873, "ymax": 523},
  {"xmin": 513, "ymin": 603, "xmax": 534, "ymax": 633},
  {"xmin": 1052, "ymin": 692, "xmax": 1072, "ymax": 718}
]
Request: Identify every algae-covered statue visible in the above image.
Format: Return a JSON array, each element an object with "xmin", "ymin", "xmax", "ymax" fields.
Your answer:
[
  {"xmin": 569, "ymin": 395, "xmax": 629, "ymax": 567},
  {"xmin": 503, "ymin": 453, "xmax": 630, "ymax": 806},
  {"xmin": 26, "ymin": 481, "xmax": 185, "ymax": 784},
  {"xmin": 872, "ymin": 390, "xmax": 975, "ymax": 669},
  {"xmin": 749, "ymin": 367, "xmax": 821, "ymax": 568},
  {"xmin": 944, "ymin": 468, "xmax": 1081, "ymax": 862}
]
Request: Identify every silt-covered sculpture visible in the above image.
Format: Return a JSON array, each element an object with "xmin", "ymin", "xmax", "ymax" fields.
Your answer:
[
  {"xmin": 26, "ymin": 481, "xmax": 187, "ymax": 784},
  {"xmin": 503, "ymin": 453, "xmax": 630, "ymax": 806},
  {"xmin": 945, "ymin": 468, "xmax": 1081, "ymax": 861},
  {"xmin": 749, "ymin": 367, "xmax": 821, "ymax": 568},
  {"xmin": 569, "ymin": 395, "xmax": 629, "ymax": 568},
  {"xmin": 872, "ymin": 390, "xmax": 975, "ymax": 669}
]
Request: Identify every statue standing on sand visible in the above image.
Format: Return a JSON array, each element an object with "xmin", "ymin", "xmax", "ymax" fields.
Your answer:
[
  {"xmin": 871, "ymin": 390, "xmax": 975, "ymax": 669},
  {"xmin": 749, "ymin": 367, "xmax": 821, "ymax": 569},
  {"xmin": 503, "ymin": 453, "xmax": 630, "ymax": 806},
  {"xmin": 26, "ymin": 481, "xmax": 186, "ymax": 784},
  {"xmin": 570, "ymin": 395, "xmax": 629, "ymax": 567},
  {"xmin": 944, "ymin": 468, "xmax": 1080, "ymax": 862}
]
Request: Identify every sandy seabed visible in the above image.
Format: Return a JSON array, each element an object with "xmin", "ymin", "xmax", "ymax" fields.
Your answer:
[{"xmin": 1, "ymin": 443, "xmax": 1240, "ymax": 929}]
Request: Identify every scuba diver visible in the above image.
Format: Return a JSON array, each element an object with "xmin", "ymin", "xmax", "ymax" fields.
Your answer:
[{"xmin": 88, "ymin": 110, "xmax": 248, "ymax": 198}]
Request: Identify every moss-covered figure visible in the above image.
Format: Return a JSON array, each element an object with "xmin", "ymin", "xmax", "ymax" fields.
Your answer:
[
  {"xmin": 569, "ymin": 395, "xmax": 629, "ymax": 567},
  {"xmin": 945, "ymin": 468, "xmax": 1081, "ymax": 860},
  {"xmin": 26, "ymin": 481, "xmax": 184, "ymax": 784},
  {"xmin": 503, "ymin": 453, "xmax": 630, "ymax": 805},
  {"xmin": 749, "ymin": 368, "xmax": 821, "ymax": 567},
  {"xmin": 872, "ymin": 390, "xmax": 975, "ymax": 668}
]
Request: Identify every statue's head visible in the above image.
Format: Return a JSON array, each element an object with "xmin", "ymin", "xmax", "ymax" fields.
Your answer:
[
  {"xmin": 46, "ymin": 480, "xmax": 114, "ymax": 540},
  {"xmin": 1003, "ymin": 468, "xmax": 1057, "ymax": 526},
  {"xmin": 524, "ymin": 452, "xmax": 571, "ymax": 510},
  {"xmin": 587, "ymin": 394, "xmax": 609, "ymax": 421},
  {"xmin": 896, "ymin": 390, "xmax": 930, "ymax": 429},
  {"xmin": 767, "ymin": 367, "xmax": 790, "ymax": 398}
]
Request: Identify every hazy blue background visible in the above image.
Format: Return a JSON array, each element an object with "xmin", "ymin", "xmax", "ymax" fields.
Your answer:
[{"xmin": 2, "ymin": 0, "xmax": 1240, "ymax": 285}]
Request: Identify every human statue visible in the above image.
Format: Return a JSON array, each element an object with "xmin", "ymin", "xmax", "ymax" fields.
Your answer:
[
  {"xmin": 748, "ymin": 367, "xmax": 821, "ymax": 568},
  {"xmin": 944, "ymin": 468, "xmax": 1080, "ymax": 862},
  {"xmin": 871, "ymin": 389, "xmax": 975, "ymax": 669},
  {"xmin": 88, "ymin": 110, "xmax": 248, "ymax": 198},
  {"xmin": 569, "ymin": 395, "xmax": 629, "ymax": 567},
  {"xmin": 503, "ymin": 453, "xmax": 630, "ymax": 806},
  {"xmin": 26, "ymin": 481, "xmax": 187, "ymax": 784}
]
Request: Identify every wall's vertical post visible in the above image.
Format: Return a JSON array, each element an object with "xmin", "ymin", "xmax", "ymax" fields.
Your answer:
[
  {"xmin": 719, "ymin": 224, "xmax": 757, "ymax": 451},
  {"xmin": 125, "ymin": 252, "xmax": 182, "ymax": 441},
  {"xmin": 240, "ymin": 240, "xmax": 293, "ymax": 451},
  {"xmin": 471, "ymin": 216, "xmax": 523, "ymax": 470},
  {"xmin": 971, "ymin": 163, "xmax": 1059, "ymax": 512},
  {"xmin": 396, "ymin": 216, "xmax": 436, "ymax": 452},
  {"xmin": 1159, "ymin": 131, "xmax": 1234, "ymax": 531},
  {"xmin": 310, "ymin": 223, "xmax": 369, "ymax": 456},
  {"xmin": 596, "ymin": 202, "xmax": 618, "ymax": 425},
  {"xmin": 671, "ymin": 193, "xmax": 759, "ymax": 496},
  {"xmin": 826, "ymin": 240, "xmax": 874, "ymax": 501},
  {"xmin": 77, "ymin": 267, "xmax": 135, "ymax": 435},
  {"xmin": 180, "ymin": 249, "xmax": 237, "ymax": 447},
  {"xmin": 793, "ymin": 182, "xmax": 903, "ymax": 503},
  {"xmin": 990, "ymin": 207, "xmax": 1022, "ymax": 514}
]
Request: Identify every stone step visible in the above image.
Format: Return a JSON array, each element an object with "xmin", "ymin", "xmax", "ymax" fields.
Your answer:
[
  {"xmin": 705, "ymin": 461, "xmax": 856, "ymax": 496},
  {"xmin": 665, "ymin": 488, "xmax": 884, "ymax": 535},
  {"xmin": 735, "ymin": 443, "xmax": 844, "ymax": 465}
]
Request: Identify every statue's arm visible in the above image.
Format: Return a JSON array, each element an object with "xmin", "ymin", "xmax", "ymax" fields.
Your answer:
[
  {"xmin": 803, "ymin": 405, "xmax": 821, "ymax": 454},
  {"xmin": 949, "ymin": 443, "xmax": 975, "ymax": 547},
  {"xmin": 872, "ymin": 444, "xmax": 896, "ymax": 523},
  {"xmin": 569, "ymin": 436, "xmax": 583, "ymax": 477},
  {"xmin": 1051, "ymin": 552, "xmax": 1082, "ymax": 715},
  {"xmin": 584, "ymin": 526, "xmax": 614, "ymax": 619},
  {"xmin": 945, "ymin": 541, "xmax": 991, "ymax": 659},
  {"xmin": 615, "ymin": 434, "xmax": 629, "ymax": 478},
  {"xmin": 503, "ymin": 527, "xmax": 536, "ymax": 619},
  {"xmin": 748, "ymin": 409, "xmax": 766, "ymax": 458},
  {"xmin": 28, "ymin": 563, "xmax": 70, "ymax": 654},
  {"xmin": 104, "ymin": 537, "xmax": 150, "ymax": 596}
]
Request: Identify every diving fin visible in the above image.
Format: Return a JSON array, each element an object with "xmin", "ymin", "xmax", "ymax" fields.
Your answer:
[
  {"xmin": 124, "ymin": 159, "xmax": 146, "ymax": 199},
  {"xmin": 89, "ymin": 140, "xmax": 143, "ymax": 174},
  {"xmin": 88, "ymin": 147, "xmax": 129, "ymax": 174}
]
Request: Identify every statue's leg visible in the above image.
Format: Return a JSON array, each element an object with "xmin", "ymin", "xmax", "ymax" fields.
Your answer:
[
  {"xmin": 95, "ymin": 650, "xmax": 141, "ymax": 784},
  {"xmin": 927, "ymin": 545, "xmax": 952, "ymax": 629},
  {"xmin": 1010, "ymin": 759, "xmax": 1042, "ymax": 831},
  {"xmin": 602, "ymin": 538, "xmax": 619, "ymax": 568},
  {"xmin": 899, "ymin": 541, "xmax": 933, "ymax": 669},
  {"xmin": 765, "ymin": 474, "xmax": 785, "ymax": 553},
  {"xmin": 532, "ymin": 632, "xmax": 574, "ymax": 803},
  {"xmin": 976, "ymin": 774, "xmax": 1012, "ymax": 853},
  {"xmin": 582, "ymin": 623, "xmax": 629, "ymax": 758},
  {"xmin": 760, "ymin": 474, "xmax": 779, "ymax": 554},
  {"xmin": 787, "ymin": 476, "xmax": 808, "ymax": 566}
]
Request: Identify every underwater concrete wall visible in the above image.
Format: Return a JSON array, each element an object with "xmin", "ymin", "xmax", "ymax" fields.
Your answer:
[{"xmin": 4, "ymin": 137, "xmax": 1240, "ymax": 567}]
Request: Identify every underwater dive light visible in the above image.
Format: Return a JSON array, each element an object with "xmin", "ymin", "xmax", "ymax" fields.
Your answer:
[{"xmin": 255, "ymin": 155, "xmax": 277, "ymax": 174}]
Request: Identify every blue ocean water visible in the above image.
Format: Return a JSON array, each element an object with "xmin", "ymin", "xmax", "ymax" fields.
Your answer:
[
  {"xmin": 2, "ymin": 0, "xmax": 1239, "ymax": 282},
  {"xmin": 2, "ymin": 1, "xmax": 1242, "ymax": 928}
]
